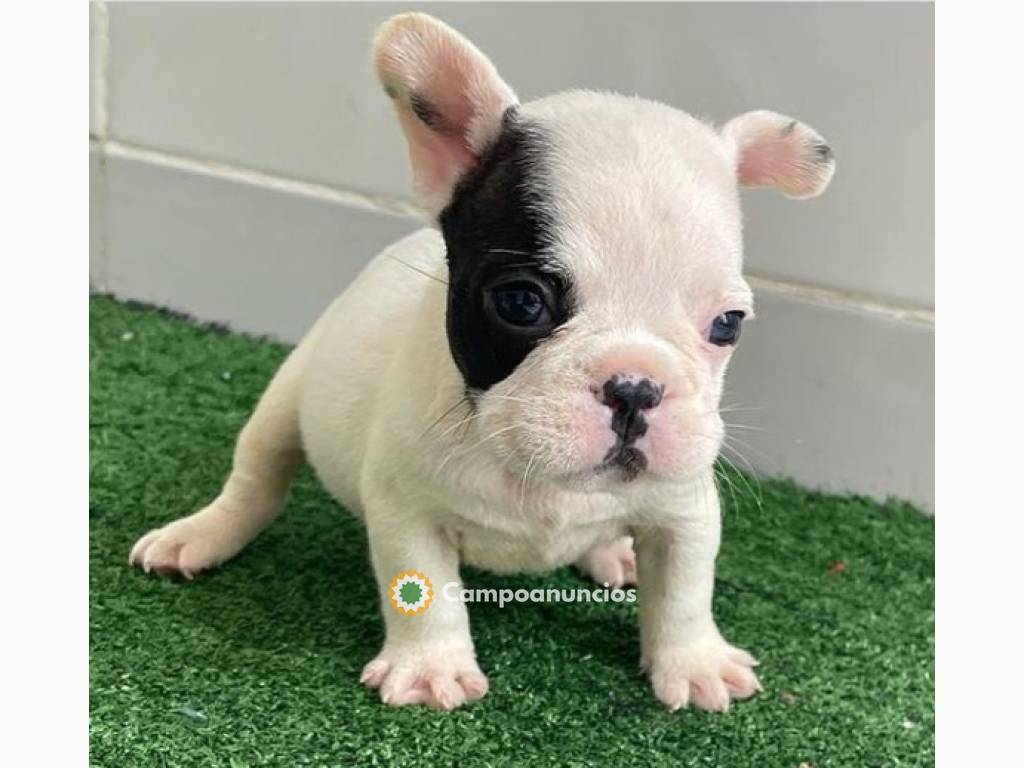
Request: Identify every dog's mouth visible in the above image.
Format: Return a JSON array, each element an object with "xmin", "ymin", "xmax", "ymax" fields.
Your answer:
[{"xmin": 598, "ymin": 445, "xmax": 648, "ymax": 482}]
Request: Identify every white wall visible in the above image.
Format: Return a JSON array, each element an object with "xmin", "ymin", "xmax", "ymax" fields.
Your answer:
[{"xmin": 90, "ymin": 2, "xmax": 934, "ymax": 511}]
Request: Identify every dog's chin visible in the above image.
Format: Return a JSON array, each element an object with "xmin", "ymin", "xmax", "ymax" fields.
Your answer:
[
  {"xmin": 490, "ymin": 428, "xmax": 721, "ymax": 494},
  {"xmin": 523, "ymin": 453, "xmax": 709, "ymax": 494}
]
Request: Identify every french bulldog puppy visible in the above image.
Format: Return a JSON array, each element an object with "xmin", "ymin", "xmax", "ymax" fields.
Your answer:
[{"xmin": 130, "ymin": 13, "xmax": 834, "ymax": 712}]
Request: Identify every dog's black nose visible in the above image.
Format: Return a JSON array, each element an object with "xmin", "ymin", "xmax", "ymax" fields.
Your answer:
[{"xmin": 601, "ymin": 376, "xmax": 664, "ymax": 444}]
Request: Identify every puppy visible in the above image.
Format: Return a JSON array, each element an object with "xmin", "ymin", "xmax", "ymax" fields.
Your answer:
[{"xmin": 129, "ymin": 13, "xmax": 834, "ymax": 712}]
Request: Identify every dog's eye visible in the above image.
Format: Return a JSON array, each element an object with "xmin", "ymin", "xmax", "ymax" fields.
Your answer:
[
  {"xmin": 708, "ymin": 311, "xmax": 745, "ymax": 346},
  {"xmin": 492, "ymin": 284, "xmax": 550, "ymax": 327}
]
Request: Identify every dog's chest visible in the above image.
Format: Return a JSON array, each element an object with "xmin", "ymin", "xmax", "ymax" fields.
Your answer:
[
  {"xmin": 448, "ymin": 522, "xmax": 613, "ymax": 573},
  {"xmin": 441, "ymin": 494, "xmax": 628, "ymax": 574}
]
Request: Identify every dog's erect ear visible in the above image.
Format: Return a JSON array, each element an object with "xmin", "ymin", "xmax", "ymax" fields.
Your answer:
[
  {"xmin": 373, "ymin": 13, "xmax": 518, "ymax": 217},
  {"xmin": 721, "ymin": 111, "xmax": 835, "ymax": 199}
]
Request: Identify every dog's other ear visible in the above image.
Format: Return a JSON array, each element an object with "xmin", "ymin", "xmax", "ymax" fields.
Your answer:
[
  {"xmin": 721, "ymin": 110, "xmax": 835, "ymax": 199},
  {"xmin": 373, "ymin": 13, "xmax": 518, "ymax": 217}
]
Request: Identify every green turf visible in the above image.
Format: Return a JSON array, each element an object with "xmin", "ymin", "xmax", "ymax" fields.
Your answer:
[{"xmin": 89, "ymin": 296, "xmax": 934, "ymax": 767}]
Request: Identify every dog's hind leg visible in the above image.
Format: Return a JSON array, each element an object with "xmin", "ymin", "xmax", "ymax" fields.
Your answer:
[
  {"xmin": 129, "ymin": 338, "xmax": 311, "ymax": 578},
  {"xmin": 575, "ymin": 536, "xmax": 637, "ymax": 588}
]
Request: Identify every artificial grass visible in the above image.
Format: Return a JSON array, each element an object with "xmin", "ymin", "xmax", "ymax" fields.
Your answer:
[{"xmin": 89, "ymin": 295, "xmax": 935, "ymax": 767}]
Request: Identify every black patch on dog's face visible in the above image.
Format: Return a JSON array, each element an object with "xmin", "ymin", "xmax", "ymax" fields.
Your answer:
[{"xmin": 439, "ymin": 109, "xmax": 571, "ymax": 392}]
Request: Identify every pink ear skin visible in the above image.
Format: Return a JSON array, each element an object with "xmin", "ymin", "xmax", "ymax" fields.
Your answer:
[
  {"xmin": 373, "ymin": 13, "xmax": 518, "ymax": 216},
  {"xmin": 721, "ymin": 110, "xmax": 835, "ymax": 199}
]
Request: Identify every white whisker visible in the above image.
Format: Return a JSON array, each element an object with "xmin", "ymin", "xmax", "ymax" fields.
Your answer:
[{"xmin": 385, "ymin": 254, "xmax": 448, "ymax": 285}]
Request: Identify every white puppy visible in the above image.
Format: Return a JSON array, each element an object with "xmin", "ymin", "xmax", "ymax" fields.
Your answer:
[{"xmin": 130, "ymin": 13, "xmax": 834, "ymax": 712}]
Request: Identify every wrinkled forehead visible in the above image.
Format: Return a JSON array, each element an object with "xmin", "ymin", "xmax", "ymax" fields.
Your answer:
[
  {"xmin": 519, "ymin": 93, "xmax": 749, "ymax": 311},
  {"xmin": 440, "ymin": 94, "xmax": 751, "ymax": 316}
]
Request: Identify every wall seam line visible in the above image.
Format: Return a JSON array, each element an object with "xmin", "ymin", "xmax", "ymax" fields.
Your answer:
[
  {"xmin": 745, "ymin": 276, "xmax": 934, "ymax": 326},
  {"xmin": 104, "ymin": 139, "xmax": 427, "ymax": 222}
]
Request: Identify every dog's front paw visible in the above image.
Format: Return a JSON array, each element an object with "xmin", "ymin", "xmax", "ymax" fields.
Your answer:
[
  {"xmin": 128, "ymin": 505, "xmax": 244, "ymax": 579},
  {"xmin": 645, "ymin": 637, "xmax": 761, "ymax": 712},
  {"xmin": 360, "ymin": 645, "xmax": 489, "ymax": 710}
]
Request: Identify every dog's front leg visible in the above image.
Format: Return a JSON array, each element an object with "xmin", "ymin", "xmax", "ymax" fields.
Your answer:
[
  {"xmin": 360, "ymin": 501, "xmax": 487, "ymax": 710},
  {"xmin": 636, "ymin": 479, "xmax": 761, "ymax": 712}
]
